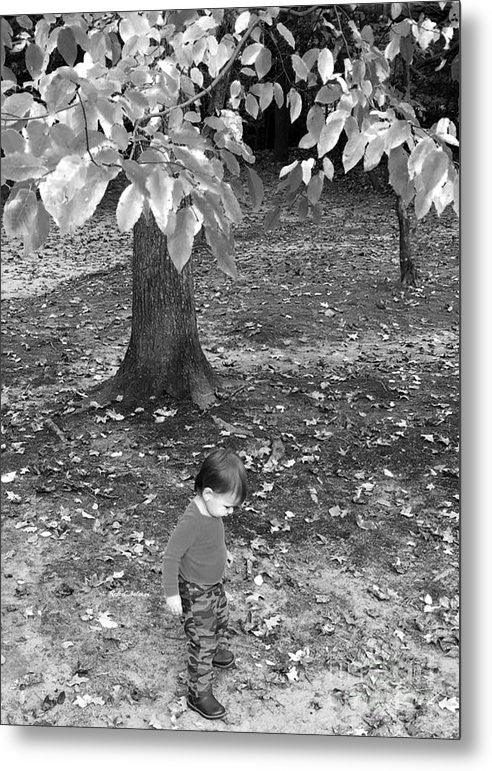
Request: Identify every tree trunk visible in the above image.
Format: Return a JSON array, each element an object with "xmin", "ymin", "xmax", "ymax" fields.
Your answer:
[
  {"xmin": 107, "ymin": 212, "xmax": 217, "ymax": 409},
  {"xmin": 396, "ymin": 194, "xmax": 417, "ymax": 286}
]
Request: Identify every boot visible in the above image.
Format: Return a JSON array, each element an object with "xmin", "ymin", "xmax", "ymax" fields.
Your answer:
[
  {"xmin": 187, "ymin": 690, "xmax": 226, "ymax": 720},
  {"xmin": 212, "ymin": 648, "xmax": 235, "ymax": 669}
]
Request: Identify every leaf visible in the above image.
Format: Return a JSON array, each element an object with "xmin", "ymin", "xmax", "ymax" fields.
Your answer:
[
  {"xmin": 146, "ymin": 167, "xmax": 174, "ymax": 233},
  {"xmin": 255, "ymin": 47, "xmax": 272, "ymax": 80},
  {"xmin": 322, "ymin": 157, "xmax": 334, "ymax": 181},
  {"xmin": 111, "ymin": 123, "xmax": 129, "ymax": 152},
  {"xmin": 306, "ymin": 104, "xmax": 326, "ymax": 143},
  {"xmin": 241, "ymin": 42, "xmax": 263, "ymax": 66},
  {"xmin": 1, "ymin": 129, "xmax": 25, "ymax": 154},
  {"xmin": 245, "ymin": 93, "xmax": 259, "ymax": 119},
  {"xmin": 388, "ymin": 145, "xmax": 414, "ymax": 204},
  {"xmin": 408, "ymin": 137, "xmax": 435, "ymax": 179},
  {"xmin": 291, "ymin": 54, "xmax": 309, "ymax": 81},
  {"xmin": 2, "ymin": 189, "xmax": 37, "ymax": 238},
  {"xmin": 315, "ymin": 84, "xmax": 341, "ymax": 104},
  {"xmin": 3, "ymin": 92, "xmax": 34, "ymax": 119},
  {"xmin": 1, "ymin": 151, "xmax": 48, "ymax": 182},
  {"xmin": 317, "ymin": 48, "xmax": 334, "ymax": 83},
  {"xmin": 363, "ymin": 133, "xmax": 386, "ymax": 172},
  {"xmin": 273, "ymin": 82, "xmax": 284, "ymax": 108},
  {"xmin": 356, "ymin": 513, "xmax": 377, "ymax": 531},
  {"xmin": 220, "ymin": 149, "xmax": 240, "ymax": 176},
  {"xmin": 361, "ymin": 25, "xmax": 374, "ymax": 45},
  {"xmin": 391, "ymin": 3, "xmax": 403, "ymax": 19},
  {"xmin": 106, "ymin": 409, "xmax": 124, "ymax": 421},
  {"xmin": 286, "ymin": 666, "xmax": 299, "ymax": 682},
  {"xmin": 167, "ymin": 207, "xmax": 197, "ymax": 272},
  {"xmin": 264, "ymin": 206, "xmax": 281, "ymax": 232},
  {"xmin": 279, "ymin": 160, "xmax": 298, "ymax": 179},
  {"xmin": 235, "ymin": 10, "xmax": 250, "ymax": 34},
  {"xmin": 249, "ymin": 83, "xmax": 274, "ymax": 112},
  {"xmin": 301, "ymin": 158, "xmax": 315, "ymax": 186},
  {"xmin": 342, "ymin": 132, "xmax": 367, "ymax": 172},
  {"xmin": 306, "ymin": 172, "xmax": 324, "ymax": 205},
  {"xmin": 57, "ymin": 26, "xmax": 78, "ymax": 67},
  {"xmin": 246, "ymin": 166, "xmax": 264, "ymax": 211},
  {"xmin": 204, "ymin": 224, "xmax": 237, "ymax": 279},
  {"xmin": 116, "ymin": 183, "xmax": 144, "ymax": 232},
  {"xmin": 1, "ymin": 471, "xmax": 17, "ymax": 484},
  {"xmin": 98, "ymin": 612, "xmax": 118, "ymax": 629},
  {"xmin": 287, "ymin": 88, "xmax": 302, "ymax": 123},
  {"xmin": 385, "ymin": 119, "xmax": 411, "ymax": 151},
  {"xmin": 438, "ymin": 696, "xmax": 459, "ymax": 713},
  {"xmin": 15, "ymin": 15, "xmax": 32, "ymax": 30},
  {"xmin": 119, "ymin": 12, "xmax": 151, "ymax": 43},
  {"xmin": 24, "ymin": 200, "xmax": 51, "ymax": 253},
  {"xmin": 420, "ymin": 147, "xmax": 448, "ymax": 196},
  {"xmin": 221, "ymin": 183, "xmax": 242, "ymax": 224},
  {"xmin": 40, "ymin": 159, "xmax": 115, "ymax": 235},
  {"xmin": 299, "ymin": 133, "xmax": 316, "ymax": 150},
  {"xmin": 277, "ymin": 22, "xmax": 295, "ymax": 48},
  {"xmin": 317, "ymin": 111, "xmax": 347, "ymax": 157},
  {"xmin": 25, "ymin": 43, "xmax": 44, "ymax": 78}
]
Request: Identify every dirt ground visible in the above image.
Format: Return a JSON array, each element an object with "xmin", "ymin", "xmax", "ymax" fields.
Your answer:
[{"xmin": 1, "ymin": 158, "xmax": 459, "ymax": 737}]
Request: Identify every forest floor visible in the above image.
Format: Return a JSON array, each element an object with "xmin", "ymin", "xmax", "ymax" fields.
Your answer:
[{"xmin": 1, "ymin": 156, "xmax": 459, "ymax": 737}]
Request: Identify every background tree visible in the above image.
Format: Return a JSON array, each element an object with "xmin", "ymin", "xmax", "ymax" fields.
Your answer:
[{"xmin": 1, "ymin": 4, "xmax": 459, "ymax": 405}]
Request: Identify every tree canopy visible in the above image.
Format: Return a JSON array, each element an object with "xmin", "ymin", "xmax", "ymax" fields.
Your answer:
[{"xmin": 1, "ymin": 4, "xmax": 459, "ymax": 274}]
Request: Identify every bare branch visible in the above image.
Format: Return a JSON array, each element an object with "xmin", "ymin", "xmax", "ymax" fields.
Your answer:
[{"xmin": 75, "ymin": 87, "xmax": 101, "ymax": 168}]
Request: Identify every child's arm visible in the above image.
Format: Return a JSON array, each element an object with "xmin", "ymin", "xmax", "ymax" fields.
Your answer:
[
  {"xmin": 162, "ymin": 511, "xmax": 198, "ymax": 599},
  {"xmin": 166, "ymin": 594, "xmax": 182, "ymax": 616}
]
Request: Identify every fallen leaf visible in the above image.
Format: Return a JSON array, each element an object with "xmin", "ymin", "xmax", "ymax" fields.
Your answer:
[
  {"xmin": 98, "ymin": 612, "xmax": 118, "ymax": 629},
  {"xmin": 286, "ymin": 666, "xmax": 299, "ymax": 682},
  {"xmin": 438, "ymin": 696, "xmax": 459, "ymax": 713},
  {"xmin": 355, "ymin": 512, "xmax": 377, "ymax": 530}
]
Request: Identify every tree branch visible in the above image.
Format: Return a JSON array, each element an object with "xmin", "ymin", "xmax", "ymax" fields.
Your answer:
[
  {"xmin": 334, "ymin": 4, "xmax": 351, "ymax": 60},
  {"xmin": 75, "ymin": 87, "xmax": 101, "ymax": 168}
]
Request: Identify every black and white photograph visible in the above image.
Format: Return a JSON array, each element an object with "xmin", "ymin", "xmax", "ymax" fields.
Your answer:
[{"xmin": 1, "ymin": 0, "xmax": 470, "ymax": 751}]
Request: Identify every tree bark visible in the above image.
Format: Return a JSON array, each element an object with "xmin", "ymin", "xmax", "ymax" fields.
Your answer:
[
  {"xmin": 396, "ymin": 194, "xmax": 417, "ymax": 286},
  {"xmin": 107, "ymin": 211, "xmax": 217, "ymax": 408}
]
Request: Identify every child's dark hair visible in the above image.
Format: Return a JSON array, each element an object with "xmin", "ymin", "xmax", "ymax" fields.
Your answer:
[{"xmin": 195, "ymin": 448, "xmax": 248, "ymax": 504}]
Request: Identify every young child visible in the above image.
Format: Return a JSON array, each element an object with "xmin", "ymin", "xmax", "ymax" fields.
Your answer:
[{"xmin": 162, "ymin": 447, "xmax": 247, "ymax": 720}]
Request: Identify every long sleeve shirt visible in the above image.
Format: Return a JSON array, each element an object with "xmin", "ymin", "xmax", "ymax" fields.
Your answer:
[{"xmin": 162, "ymin": 499, "xmax": 227, "ymax": 597}]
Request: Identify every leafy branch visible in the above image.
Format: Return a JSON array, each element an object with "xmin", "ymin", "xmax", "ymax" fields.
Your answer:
[{"xmin": 134, "ymin": 16, "xmax": 261, "ymax": 126}]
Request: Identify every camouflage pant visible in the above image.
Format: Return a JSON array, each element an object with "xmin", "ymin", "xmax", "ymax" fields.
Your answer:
[{"xmin": 179, "ymin": 577, "xmax": 229, "ymax": 697}]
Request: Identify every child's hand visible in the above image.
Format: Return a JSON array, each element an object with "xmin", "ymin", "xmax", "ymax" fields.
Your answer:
[{"xmin": 166, "ymin": 595, "xmax": 182, "ymax": 616}]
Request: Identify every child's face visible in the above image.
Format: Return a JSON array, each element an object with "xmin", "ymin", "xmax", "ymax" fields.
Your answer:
[{"xmin": 202, "ymin": 489, "xmax": 240, "ymax": 519}]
